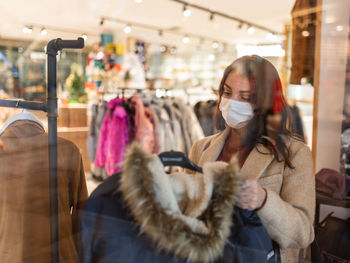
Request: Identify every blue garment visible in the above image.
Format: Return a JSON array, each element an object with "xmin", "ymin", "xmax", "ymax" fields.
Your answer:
[{"xmin": 79, "ymin": 174, "xmax": 279, "ymax": 263}]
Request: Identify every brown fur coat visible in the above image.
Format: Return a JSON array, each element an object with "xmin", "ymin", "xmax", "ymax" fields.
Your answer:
[{"xmin": 120, "ymin": 143, "xmax": 243, "ymax": 262}]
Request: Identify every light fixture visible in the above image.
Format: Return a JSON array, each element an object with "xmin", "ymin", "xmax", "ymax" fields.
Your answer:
[
  {"xmin": 40, "ymin": 28, "xmax": 47, "ymax": 36},
  {"xmin": 212, "ymin": 42, "xmax": 219, "ymax": 49},
  {"xmin": 208, "ymin": 54, "xmax": 215, "ymax": 61},
  {"xmin": 266, "ymin": 33, "xmax": 277, "ymax": 41},
  {"xmin": 135, "ymin": 0, "xmax": 143, "ymax": 2},
  {"xmin": 247, "ymin": 26, "xmax": 255, "ymax": 35},
  {"xmin": 124, "ymin": 25, "xmax": 131, "ymax": 34},
  {"xmin": 22, "ymin": 25, "xmax": 33, "ymax": 34},
  {"xmin": 183, "ymin": 5, "xmax": 191, "ymax": 17},
  {"xmin": 209, "ymin": 12, "xmax": 214, "ymax": 21},
  {"xmin": 82, "ymin": 33, "xmax": 87, "ymax": 41},
  {"xmin": 302, "ymin": 30, "xmax": 310, "ymax": 37},
  {"xmin": 158, "ymin": 30, "xmax": 163, "ymax": 37},
  {"xmin": 238, "ymin": 22, "xmax": 243, "ymax": 29},
  {"xmin": 182, "ymin": 36, "xmax": 190, "ymax": 44},
  {"xmin": 100, "ymin": 18, "xmax": 105, "ymax": 26},
  {"xmin": 336, "ymin": 25, "xmax": 344, "ymax": 32},
  {"xmin": 170, "ymin": 46, "xmax": 177, "ymax": 54},
  {"xmin": 160, "ymin": 45, "xmax": 167, "ymax": 53}
]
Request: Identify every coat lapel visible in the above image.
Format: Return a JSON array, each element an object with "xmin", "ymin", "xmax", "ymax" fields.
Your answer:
[
  {"xmin": 198, "ymin": 127, "xmax": 231, "ymax": 168},
  {"xmin": 198, "ymin": 127, "xmax": 275, "ymax": 180},
  {"xmin": 240, "ymin": 143, "xmax": 274, "ymax": 180}
]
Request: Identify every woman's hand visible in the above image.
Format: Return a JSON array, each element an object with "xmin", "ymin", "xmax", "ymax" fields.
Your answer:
[{"xmin": 237, "ymin": 179, "xmax": 267, "ymax": 211}]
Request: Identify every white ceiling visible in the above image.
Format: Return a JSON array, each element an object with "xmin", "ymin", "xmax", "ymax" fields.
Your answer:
[{"xmin": 0, "ymin": 0, "xmax": 295, "ymax": 50}]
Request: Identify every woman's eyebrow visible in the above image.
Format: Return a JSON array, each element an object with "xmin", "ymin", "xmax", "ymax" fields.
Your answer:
[{"xmin": 224, "ymin": 83, "xmax": 232, "ymax": 90}]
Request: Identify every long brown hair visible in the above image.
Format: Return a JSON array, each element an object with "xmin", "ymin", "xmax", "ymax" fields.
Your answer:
[{"xmin": 215, "ymin": 55, "xmax": 301, "ymax": 168}]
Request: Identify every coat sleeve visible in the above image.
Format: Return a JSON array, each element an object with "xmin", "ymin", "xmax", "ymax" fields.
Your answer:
[
  {"xmin": 72, "ymin": 155, "xmax": 88, "ymax": 253},
  {"xmin": 257, "ymin": 144, "xmax": 315, "ymax": 249}
]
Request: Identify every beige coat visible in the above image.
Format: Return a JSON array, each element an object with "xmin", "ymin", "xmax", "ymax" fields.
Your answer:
[{"xmin": 189, "ymin": 127, "xmax": 315, "ymax": 263}]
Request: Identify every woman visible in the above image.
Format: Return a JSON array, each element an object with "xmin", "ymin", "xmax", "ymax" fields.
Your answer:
[{"xmin": 189, "ymin": 55, "xmax": 315, "ymax": 263}]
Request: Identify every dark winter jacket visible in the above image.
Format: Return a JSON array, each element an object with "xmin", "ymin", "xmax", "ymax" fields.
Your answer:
[{"xmin": 80, "ymin": 143, "xmax": 279, "ymax": 263}]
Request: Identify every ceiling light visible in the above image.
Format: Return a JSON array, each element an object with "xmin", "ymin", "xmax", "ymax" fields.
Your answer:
[
  {"xmin": 302, "ymin": 30, "xmax": 310, "ymax": 37},
  {"xmin": 135, "ymin": 0, "xmax": 143, "ymax": 2},
  {"xmin": 40, "ymin": 28, "xmax": 47, "ymax": 36},
  {"xmin": 266, "ymin": 33, "xmax": 277, "ymax": 41},
  {"xmin": 158, "ymin": 30, "xmax": 163, "ymax": 37},
  {"xmin": 82, "ymin": 34, "xmax": 87, "ymax": 41},
  {"xmin": 238, "ymin": 22, "xmax": 243, "ymax": 29},
  {"xmin": 124, "ymin": 25, "xmax": 131, "ymax": 34},
  {"xmin": 22, "ymin": 25, "xmax": 33, "ymax": 34},
  {"xmin": 183, "ymin": 5, "xmax": 191, "ymax": 17},
  {"xmin": 100, "ymin": 18, "xmax": 105, "ymax": 26},
  {"xmin": 336, "ymin": 25, "xmax": 344, "ymax": 32},
  {"xmin": 170, "ymin": 46, "xmax": 177, "ymax": 54},
  {"xmin": 208, "ymin": 54, "xmax": 215, "ymax": 61},
  {"xmin": 160, "ymin": 45, "xmax": 167, "ymax": 53},
  {"xmin": 247, "ymin": 26, "xmax": 255, "ymax": 35},
  {"xmin": 182, "ymin": 36, "xmax": 190, "ymax": 44},
  {"xmin": 212, "ymin": 42, "xmax": 219, "ymax": 49},
  {"xmin": 209, "ymin": 12, "xmax": 214, "ymax": 21}
]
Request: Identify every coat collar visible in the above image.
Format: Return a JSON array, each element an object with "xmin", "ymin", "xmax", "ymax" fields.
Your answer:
[
  {"xmin": 198, "ymin": 127, "xmax": 274, "ymax": 180},
  {"xmin": 0, "ymin": 120, "xmax": 45, "ymax": 138}
]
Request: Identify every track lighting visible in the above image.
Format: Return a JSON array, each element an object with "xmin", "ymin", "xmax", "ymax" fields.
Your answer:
[
  {"xmin": 212, "ymin": 42, "xmax": 219, "ymax": 49},
  {"xmin": 22, "ymin": 25, "xmax": 33, "ymax": 34},
  {"xmin": 183, "ymin": 5, "xmax": 191, "ymax": 17},
  {"xmin": 238, "ymin": 22, "xmax": 243, "ymax": 29},
  {"xmin": 208, "ymin": 54, "xmax": 215, "ymax": 61},
  {"xmin": 247, "ymin": 26, "xmax": 255, "ymax": 35},
  {"xmin": 100, "ymin": 18, "xmax": 105, "ymax": 26},
  {"xmin": 266, "ymin": 33, "xmax": 277, "ymax": 41},
  {"xmin": 124, "ymin": 25, "xmax": 132, "ymax": 34},
  {"xmin": 209, "ymin": 12, "xmax": 214, "ymax": 21},
  {"xmin": 40, "ymin": 28, "xmax": 47, "ymax": 36},
  {"xmin": 170, "ymin": 46, "xmax": 177, "ymax": 54},
  {"xmin": 158, "ymin": 30, "xmax": 163, "ymax": 36},
  {"xmin": 182, "ymin": 36, "xmax": 190, "ymax": 44},
  {"xmin": 82, "ymin": 34, "xmax": 87, "ymax": 41}
]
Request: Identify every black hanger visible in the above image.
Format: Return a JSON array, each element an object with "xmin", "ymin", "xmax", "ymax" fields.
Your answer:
[{"xmin": 158, "ymin": 151, "xmax": 203, "ymax": 173}]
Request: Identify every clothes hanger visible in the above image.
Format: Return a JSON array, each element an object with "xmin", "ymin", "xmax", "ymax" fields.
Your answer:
[
  {"xmin": 158, "ymin": 151, "xmax": 203, "ymax": 173},
  {"xmin": 0, "ymin": 105, "xmax": 44, "ymax": 135}
]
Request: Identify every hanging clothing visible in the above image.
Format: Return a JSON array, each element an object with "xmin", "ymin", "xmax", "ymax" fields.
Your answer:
[
  {"xmin": 94, "ymin": 98, "xmax": 131, "ymax": 175},
  {"xmin": 0, "ymin": 119, "xmax": 88, "ymax": 263},
  {"xmin": 87, "ymin": 103, "xmax": 107, "ymax": 163},
  {"xmin": 80, "ymin": 143, "xmax": 279, "ymax": 263},
  {"xmin": 172, "ymin": 99, "xmax": 204, "ymax": 152},
  {"xmin": 132, "ymin": 94, "xmax": 155, "ymax": 153},
  {"xmin": 194, "ymin": 100, "xmax": 216, "ymax": 137},
  {"xmin": 149, "ymin": 102, "xmax": 176, "ymax": 152}
]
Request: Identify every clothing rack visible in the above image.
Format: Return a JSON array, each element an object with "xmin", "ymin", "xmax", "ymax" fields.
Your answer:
[{"xmin": 0, "ymin": 38, "xmax": 84, "ymax": 263}]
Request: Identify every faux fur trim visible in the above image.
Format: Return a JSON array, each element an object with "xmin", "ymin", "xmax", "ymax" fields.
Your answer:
[{"xmin": 121, "ymin": 143, "xmax": 243, "ymax": 262}]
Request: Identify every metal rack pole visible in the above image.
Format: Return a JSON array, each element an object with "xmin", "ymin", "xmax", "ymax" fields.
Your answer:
[{"xmin": 46, "ymin": 37, "xmax": 84, "ymax": 263}]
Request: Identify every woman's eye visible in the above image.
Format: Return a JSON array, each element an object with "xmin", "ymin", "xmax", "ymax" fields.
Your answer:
[
  {"xmin": 223, "ymin": 91, "xmax": 231, "ymax": 96},
  {"xmin": 241, "ymin": 95, "xmax": 251, "ymax": 101}
]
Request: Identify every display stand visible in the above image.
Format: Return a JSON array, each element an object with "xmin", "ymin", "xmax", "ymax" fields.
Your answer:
[{"xmin": 0, "ymin": 38, "xmax": 84, "ymax": 263}]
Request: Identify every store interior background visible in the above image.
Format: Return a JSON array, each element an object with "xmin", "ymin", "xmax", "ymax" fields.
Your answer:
[{"xmin": 0, "ymin": 0, "xmax": 349, "ymax": 214}]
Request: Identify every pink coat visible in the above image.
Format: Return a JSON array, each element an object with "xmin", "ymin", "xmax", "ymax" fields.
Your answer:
[{"xmin": 94, "ymin": 98, "xmax": 131, "ymax": 175}]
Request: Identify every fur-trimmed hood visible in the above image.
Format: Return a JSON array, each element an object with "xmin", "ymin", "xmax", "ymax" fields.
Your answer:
[{"xmin": 121, "ymin": 143, "xmax": 243, "ymax": 263}]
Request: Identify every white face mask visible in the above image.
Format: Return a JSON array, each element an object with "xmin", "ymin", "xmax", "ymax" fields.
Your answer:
[{"xmin": 219, "ymin": 97, "xmax": 253, "ymax": 128}]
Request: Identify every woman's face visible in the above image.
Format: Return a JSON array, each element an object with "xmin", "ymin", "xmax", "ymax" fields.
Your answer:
[{"xmin": 222, "ymin": 71, "xmax": 251, "ymax": 102}]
